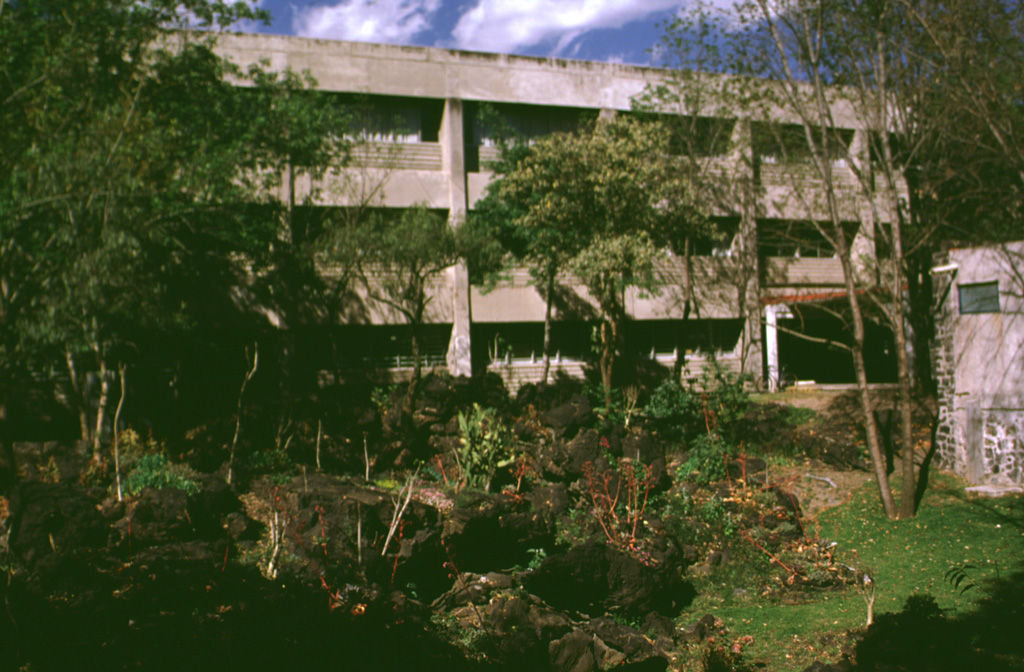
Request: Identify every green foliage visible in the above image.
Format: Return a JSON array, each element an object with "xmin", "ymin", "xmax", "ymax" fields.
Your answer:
[
  {"xmin": 454, "ymin": 404, "xmax": 515, "ymax": 492},
  {"xmin": 0, "ymin": 0, "xmax": 348, "ymax": 445},
  {"xmin": 477, "ymin": 116, "xmax": 710, "ymax": 398},
  {"xmin": 116, "ymin": 427, "xmax": 199, "ymax": 496},
  {"xmin": 430, "ymin": 612, "xmax": 488, "ymax": 657},
  {"xmin": 680, "ymin": 432, "xmax": 733, "ymax": 486},
  {"xmin": 945, "ymin": 564, "xmax": 981, "ymax": 597},
  {"xmin": 526, "ymin": 547, "xmax": 548, "ymax": 571},
  {"xmin": 123, "ymin": 453, "xmax": 199, "ymax": 497},
  {"xmin": 647, "ymin": 362, "xmax": 751, "ymax": 447},
  {"xmin": 645, "ymin": 379, "xmax": 705, "ymax": 440},
  {"xmin": 554, "ymin": 507, "xmax": 592, "ymax": 550},
  {"xmin": 245, "ymin": 448, "xmax": 294, "ymax": 477},
  {"xmin": 783, "ymin": 405, "xmax": 818, "ymax": 427}
]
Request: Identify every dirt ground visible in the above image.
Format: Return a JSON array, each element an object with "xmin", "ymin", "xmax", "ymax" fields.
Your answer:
[{"xmin": 756, "ymin": 387, "xmax": 937, "ymax": 519}]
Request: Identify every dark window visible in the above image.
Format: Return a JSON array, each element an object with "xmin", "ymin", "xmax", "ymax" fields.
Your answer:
[{"xmin": 959, "ymin": 281, "xmax": 1000, "ymax": 314}]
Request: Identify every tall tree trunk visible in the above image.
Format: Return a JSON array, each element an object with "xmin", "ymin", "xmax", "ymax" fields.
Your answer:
[
  {"xmin": 600, "ymin": 318, "xmax": 615, "ymax": 408},
  {"xmin": 541, "ymin": 272, "xmax": 555, "ymax": 385},
  {"xmin": 65, "ymin": 345, "xmax": 91, "ymax": 443},
  {"xmin": 91, "ymin": 345, "xmax": 109, "ymax": 461},
  {"xmin": 0, "ymin": 393, "xmax": 14, "ymax": 492},
  {"xmin": 841, "ymin": 256, "xmax": 899, "ymax": 519},
  {"xmin": 876, "ymin": 99, "xmax": 919, "ymax": 516},
  {"xmin": 674, "ymin": 235, "xmax": 694, "ymax": 381},
  {"xmin": 888, "ymin": 217, "xmax": 917, "ymax": 518},
  {"xmin": 113, "ymin": 363, "xmax": 127, "ymax": 501}
]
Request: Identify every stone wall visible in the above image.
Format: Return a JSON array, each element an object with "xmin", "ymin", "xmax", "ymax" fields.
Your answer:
[
  {"xmin": 930, "ymin": 243, "xmax": 1024, "ymax": 486},
  {"xmin": 930, "ymin": 249, "xmax": 961, "ymax": 472}
]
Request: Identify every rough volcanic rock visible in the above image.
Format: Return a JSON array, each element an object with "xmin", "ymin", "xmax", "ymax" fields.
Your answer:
[
  {"xmin": 118, "ymin": 487, "xmax": 194, "ymax": 548},
  {"xmin": 542, "ymin": 395, "xmax": 594, "ymax": 440},
  {"xmin": 7, "ymin": 481, "xmax": 106, "ymax": 566},
  {"xmin": 523, "ymin": 540, "xmax": 695, "ymax": 618},
  {"xmin": 538, "ymin": 428, "xmax": 605, "ymax": 481}
]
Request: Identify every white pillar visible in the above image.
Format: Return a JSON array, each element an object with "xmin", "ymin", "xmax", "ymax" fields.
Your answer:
[
  {"xmin": 441, "ymin": 97, "xmax": 473, "ymax": 377},
  {"xmin": 766, "ymin": 303, "xmax": 780, "ymax": 392}
]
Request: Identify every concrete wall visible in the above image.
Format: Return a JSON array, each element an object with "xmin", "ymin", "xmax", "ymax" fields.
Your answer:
[
  {"xmin": 211, "ymin": 32, "xmax": 896, "ymax": 386},
  {"xmin": 932, "ymin": 241, "xmax": 1024, "ymax": 485}
]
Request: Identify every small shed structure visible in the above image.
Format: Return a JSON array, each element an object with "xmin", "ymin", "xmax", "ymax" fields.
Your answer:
[{"xmin": 931, "ymin": 241, "xmax": 1024, "ymax": 487}]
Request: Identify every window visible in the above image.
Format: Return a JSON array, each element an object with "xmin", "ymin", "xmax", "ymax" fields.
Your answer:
[{"xmin": 959, "ymin": 281, "xmax": 1000, "ymax": 314}]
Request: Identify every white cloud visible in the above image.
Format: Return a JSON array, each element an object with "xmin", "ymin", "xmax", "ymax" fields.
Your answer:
[
  {"xmin": 293, "ymin": 0, "xmax": 441, "ymax": 43},
  {"xmin": 452, "ymin": 0, "xmax": 684, "ymax": 56}
]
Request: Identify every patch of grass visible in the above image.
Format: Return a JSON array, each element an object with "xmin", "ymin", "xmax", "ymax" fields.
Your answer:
[
  {"xmin": 674, "ymin": 472, "xmax": 1024, "ymax": 671},
  {"xmin": 784, "ymin": 406, "xmax": 819, "ymax": 427},
  {"xmin": 817, "ymin": 472, "xmax": 1023, "ymax": 619}
]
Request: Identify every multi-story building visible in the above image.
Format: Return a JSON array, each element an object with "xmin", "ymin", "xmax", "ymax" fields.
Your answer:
[{"xmin": 214, "ymin": 33, "xmax": 899, "ymax": 391}]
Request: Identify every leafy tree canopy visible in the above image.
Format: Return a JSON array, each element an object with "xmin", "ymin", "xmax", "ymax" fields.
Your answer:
[
  {"xmin": 482, "ymin": 116, "xmax": 709, "ymax": 399},
  {"xmin": 0, "ymin": 0, "xmax": 347, "ymax": 449}
]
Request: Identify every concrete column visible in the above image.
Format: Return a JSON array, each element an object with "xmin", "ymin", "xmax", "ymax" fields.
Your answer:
[
  {"xmin": 765, "ymin": 304, "xmax": 780, "ymax": 393},
  {"xmin": 441, "ymin": 97, "xmax": 473, "ymax": 377},
  {"xmin": 732, "ymin": 119, "xmax": 764, "ymax": 384}
]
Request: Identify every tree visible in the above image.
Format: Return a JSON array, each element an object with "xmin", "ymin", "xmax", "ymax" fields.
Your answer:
[
  {"xmin": 708, "ymin": 0, "xmax": 995, "ymax": 518},
  {"xmin": 321, "ymin": 205, "xmax": 467, "ymax": 399},
  {"xmin": 468, "ymin": 132, "xmax": 574, "ymax": 386},
  {"xmin": 491, "ymin": 116, "xmax": 707, "ymax": 405},
  {"xmin": 896, "ymin": 0, "xmax": 1024, "ymax": 242},
  {"xmin": 0, "ymin": 0, "xmax": 347, "ymax": 473},
  {"xmin": 636, "ymin": 5, "xmax": 761, "ymax": 380}
]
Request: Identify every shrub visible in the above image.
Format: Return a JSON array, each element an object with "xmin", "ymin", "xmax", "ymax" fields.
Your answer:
[
  {"xmin": 124, "ymin": 453, "xmax": 200, "ymax": 496},
  {"xmin": 454, "ymin": 404, "xmax": 515, "ymax": 492},
  {"xmin": 645, "ymin": 360, "xmax": 750, "ymax": 444},
  {"xmin": 679, "ymin": 432, "xmax": 735, "ymax": 485},
  {"xmin": 245, "ymin": 447, "xmax": 294, "ymax": 476},
  {"xmin": 117, "ymin": 427, "xmax": 200, "ymax": 496}
]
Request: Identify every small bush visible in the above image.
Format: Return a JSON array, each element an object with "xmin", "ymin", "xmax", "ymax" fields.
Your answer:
[
  {"xmin": 455, "ymin": 403, "xmax": 515, "ymax": 492},
  {"xmin": 117, "ymin": 427, "xmax": 200, "ymax": 496},
  {"xmin": 124, "ymin": 453, "xmax": 199, "ymax": 496},
  {"xmin": 245, "ymin": 447, "xmax": 294, "ymax": 476},
  {"xmin": 645, "ymin": 360, "xmax": 750, "ymax": 444},
  {"xmin": 680, "ymin": 432, "xmax": 735, "ymax": 485}
]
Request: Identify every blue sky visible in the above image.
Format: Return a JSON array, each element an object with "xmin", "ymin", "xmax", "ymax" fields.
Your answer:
[{"xmin": 244, "ymin": 0, "xmax": 730, "ymax": 66}]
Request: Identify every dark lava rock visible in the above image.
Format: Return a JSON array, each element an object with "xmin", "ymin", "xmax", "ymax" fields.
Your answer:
[
  {"xmin": 484, "ymin": 594, "xmax": 573, "ymax": 665},
  {"xmin": 118, "ymin": 487, "xmax": 193, "ymax": 547},
  {"xmin": 7, "ymin": 481, "xmax": 106, "ymax": 566},
  {"xmin": 678, "ymin": 613, "xmax": 720, "ymax": 643},
  {"xmin": 540, "ymin": 428, "xmax": 604, "ymax": 481},
  {"xmin": 549, "ymin": 629, "xmax": 600, "ymax": 672},
  {"xmin": 543, "ymin": 395, "xmax": 594, "ymax": 439},
  {"xmin": 442, "ymin": 492, "xmax": 551, "ymax": 573},
  {"xmin": 523, "ymin": 540, "xmax": 695, "ymax": 618}
]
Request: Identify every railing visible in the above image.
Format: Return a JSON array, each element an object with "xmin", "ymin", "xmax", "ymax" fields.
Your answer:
[
  {"xmin": 348, "ymin": 142, "xmax": 442, "ymax": 171},
  {"xmin": 763, "ymin": 257, "xmax": 845, "ymax": 286}
]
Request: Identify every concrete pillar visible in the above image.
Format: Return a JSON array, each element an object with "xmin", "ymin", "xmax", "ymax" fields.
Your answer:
[
  {"xmin": 765, "ymin": 304, "xmax": 780, "ymax": 392},
  {"xmin": 732, "ymin": 120, "xmax": 764, "ymax": 384},
  {"xmin": 441, "ymin": 97, "xmax": 473, "ymax": 377}
]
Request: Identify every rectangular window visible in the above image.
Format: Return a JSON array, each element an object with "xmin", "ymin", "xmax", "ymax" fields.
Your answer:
[{"xmin": 959, "ymin": 281, "xmax": 1000, "ymax": 314}]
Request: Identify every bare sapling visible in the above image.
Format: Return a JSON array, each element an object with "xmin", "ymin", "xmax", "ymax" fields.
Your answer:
[
  {"xmin": 92, "ymin": 351, "xmax": 110, "ymax": 460},
  {"xmin": 381, "ymin": 468, "xmax": 419, "ymax": 556},
  {"xmin": 859, "ymin": 571, "xmax": 876, "ymax": 626},
  {"xmin": 227, "ymin": 342, "xmax": 259, "ymax": 486},
  {"xmin": 112, "ymin": 362, "xmax": 127, "ymax": 502},
  {"xmin": 315, "ymin": 419, "xmax": 323, "ymax": 471}
]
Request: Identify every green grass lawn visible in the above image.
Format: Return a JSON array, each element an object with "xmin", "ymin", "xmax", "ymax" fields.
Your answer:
[{"xmin": 673, "ymin": 472, "xmax": 1024, "ymax": 671}]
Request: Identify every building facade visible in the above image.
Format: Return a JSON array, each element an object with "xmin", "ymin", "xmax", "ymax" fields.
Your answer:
[
  {"xmin": 215, "ymin": 33, "xmax": 898, "ymax": 391},
  {"xmin": 932, "ymin": 241, "xmax": 1024, "ymax": 487}
]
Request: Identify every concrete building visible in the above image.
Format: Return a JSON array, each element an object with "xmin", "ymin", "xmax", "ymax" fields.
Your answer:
[
  {"xmin": 931, "ymin": 241, "xmax": 1024, "ymax": 488},
  {"xmin": 214, "ymin": 33, "xmax": 898, "ymax": 391}
]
